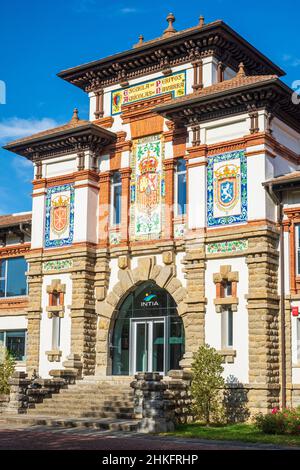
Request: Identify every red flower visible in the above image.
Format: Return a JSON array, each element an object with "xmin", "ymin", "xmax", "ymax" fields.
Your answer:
[{"xmin": 271, "ymin": 407, "xmax": 279, "ymax": 414}]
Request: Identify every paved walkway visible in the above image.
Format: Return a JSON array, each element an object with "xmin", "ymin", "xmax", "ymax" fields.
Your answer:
[{"xmin": 0, "ymin": 421, "xmax": 297, "ymax": 450}]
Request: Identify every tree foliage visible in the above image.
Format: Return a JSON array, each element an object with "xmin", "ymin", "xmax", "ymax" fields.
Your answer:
[
  {"xmin": 191, "ymin": 344, "xmax": 225, "ymax": 425},
  {"xmin": 0, "ymin": 346, "xmax": 15, "ymax": 395}
]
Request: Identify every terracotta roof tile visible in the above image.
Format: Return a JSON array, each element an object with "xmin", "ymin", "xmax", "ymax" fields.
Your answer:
[
  {"xmin": 265, "ymin": 171, "xmax": 300, "ymax": 185},
  {"xmin": 0, "ymin": 212, "xmax": 32, "ymax": 228},
  {"xmin": 163, "ymin": 73, "xmax": 278, "ymax": 106}
]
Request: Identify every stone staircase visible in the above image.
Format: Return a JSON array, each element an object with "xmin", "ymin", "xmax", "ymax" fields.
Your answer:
[{"xmin": 2, "ymin": 376, "xmax": 141, "ymax": 431}]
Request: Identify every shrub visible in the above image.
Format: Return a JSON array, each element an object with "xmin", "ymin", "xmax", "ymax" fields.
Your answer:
[
  {"xmin": 255, "ymin": 407, "xmax": 300, "ymax": 435},
  {"xmin": 0, "ymin": 346, "xmax": 16, "ymax": 395},
  {"xmin": 191, "ymin": 344, "xmax": 225, "ymax": 425}
]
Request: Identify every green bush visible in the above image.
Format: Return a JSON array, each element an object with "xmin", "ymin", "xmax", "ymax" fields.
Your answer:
[
  {"xmin": 0, "ymin": 346, "xmax": 16, "ymax": 395},
  {"xmin": 191, "ymin": 344, "xmax": 225, "ymax": 425},
  {"xmin": 255, "ymin": 407, "xmax": 300, "ymax": 435}
]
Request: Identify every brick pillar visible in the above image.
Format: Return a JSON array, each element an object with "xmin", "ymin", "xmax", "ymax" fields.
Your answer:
[
  {"xmin": 25, "ymin": 255, "xmax": 43, "ymax": 377},
  {"xmin": 70, "ymin": 250, "xmax": 97, "ymax": 376},
  {"xmin": 120, "ymin": 167, "xmax": 131, "ymax": 244},
  {"xmin": 163, "ymin": 158, "xmax": 175, "ymax": 240},
  {"xmin": 180, "ymin": 247, "xmax": 206, "ymax": 369},
  {"xmin": 98, "ymin": 171, "xmax": 111, "ymax": 246},
  {"xmin": 246, "ymin": 233, "xmax": 280, "ymax": 413}
]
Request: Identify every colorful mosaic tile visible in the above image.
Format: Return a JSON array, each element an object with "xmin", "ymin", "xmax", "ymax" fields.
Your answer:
[
  {"xmin": 174, "ymin": 223, "xmax": 185, "ymax": 239},
  {"xmin": 130, "ymin": 134, "xmax": 165, "ymax": 240},
  {"xmin": 207, "ymin": 150, "xmax": 247, "ymax": 227},
  {"xmin": 45, "ymin": 184, "xmax": 74, "ymax": 248},
  {"xmin": 43, "ymin": 259, "xmax": 73, "ymax": 272},
  {"xmin": 111, "ymin": 71, "xmax": 186, "ymax": 115},
  {"xmin": 110, "ymin": 232, "xmax": 121, "ymax": 245},
  {"xmin": 206, "ymin": 239, "xmax": 248, "ymax": 254}
]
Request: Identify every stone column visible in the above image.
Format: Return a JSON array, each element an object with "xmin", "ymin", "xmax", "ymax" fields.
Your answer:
[
  {"xmin": 7, "ymin": 372, "xmax": 31, "ymax": 414},
  {"xmin": 131, "ymin": 373, "xmax": 175, "ymax": 433},
  {"xmin": 246, "ymin": 233, "xmax": 280, "ymax": 413},
  {"xmin": 181, "ymin": 247, "xmax": 206, "ymax": 369},
  {"xmin": 25, "ymin": 254, "xmax": 43, "ymax": 377},
  {"xmin": 70, "ymin": 250, "xmax": 97, "ymax": 376},
  {"xmin": 95, "ymin": 249, "xmax": 111, "ymax": 375}
]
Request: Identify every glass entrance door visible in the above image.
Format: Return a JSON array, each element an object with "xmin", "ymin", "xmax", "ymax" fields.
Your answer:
[{"xmin": 131, "ymin": 318, "xmax": 165, "ymax": 374}]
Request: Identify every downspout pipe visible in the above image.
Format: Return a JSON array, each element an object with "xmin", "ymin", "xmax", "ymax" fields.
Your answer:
[{"xmin": 265, "ymin": 182, "xmax": 286, "ymax": 409}]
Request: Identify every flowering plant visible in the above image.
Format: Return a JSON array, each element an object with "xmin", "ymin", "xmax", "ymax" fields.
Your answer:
[{"xmin": 255, "ymin": 407, "xmax": 300, "ymax": 435}]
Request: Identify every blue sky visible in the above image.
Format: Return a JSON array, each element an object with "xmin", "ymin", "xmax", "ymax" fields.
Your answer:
[{"xmin": 0, "ymin": 0, "xmax": 299, "ymax": 215}]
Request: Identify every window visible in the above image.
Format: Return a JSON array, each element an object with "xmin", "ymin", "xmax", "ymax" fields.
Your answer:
[
  {"xmin": 221, "ymin": 281, "xmax": 232, "ymax": 297},
  {"xmin": 175, "ymin": 158, "xmax": 186, "ymax": 216},
  {"xmin": 296, "ymin": 225, "xmax": 300, "ymax": 276},
  {"xmin": 111, "ymin": 171, "xmax": 122, "ymax": 225},
  {"xmin": 0, "ymin": 330, "xmax": 26, "ymax": 361},
  {"xmin": 0, "ymin": 257, "xmax": 27, "ymax": 297},
  {"xmin": 221, "ymin": 308, "xmax": 233, "ymax": 349},
  {"xmin": 52, "ymin": 315, "xmax": 61, "ymax": 350}
]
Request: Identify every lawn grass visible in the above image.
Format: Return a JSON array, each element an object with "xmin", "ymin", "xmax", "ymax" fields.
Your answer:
[{"xmin": 166, "ymin": 423, "xmax": 300, "ymax": 447}]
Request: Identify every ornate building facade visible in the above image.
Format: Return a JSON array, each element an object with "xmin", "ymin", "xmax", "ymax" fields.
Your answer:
[{"xmin": 2, "ymin": 14, "xmax": 300, "ymax": 414}]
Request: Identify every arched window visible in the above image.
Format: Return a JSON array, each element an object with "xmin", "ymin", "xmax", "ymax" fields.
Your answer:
[{"xmin": 111, "ymin": 281, "xmax": 185, "ymax": 375}]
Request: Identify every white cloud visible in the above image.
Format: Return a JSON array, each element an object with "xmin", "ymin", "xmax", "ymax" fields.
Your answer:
[
  {"xmin": 11, "ymin": 156, "xmax": 33, "ymax": 183},
  {"xmin": 0, "ymin": 117, "xmax": 60, "ymax": 145},
  {"xmin": 120, "ymin": 7, "xmax": 137, "ymax": 13},
  {"xmin": 283, "ymin": 54, "xmax": 300, "ymax": 67}
]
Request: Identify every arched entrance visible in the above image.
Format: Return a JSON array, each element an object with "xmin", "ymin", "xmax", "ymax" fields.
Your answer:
[{"xmin": 111, "ymin": 281, "xmax": 185, "ymax": 375}]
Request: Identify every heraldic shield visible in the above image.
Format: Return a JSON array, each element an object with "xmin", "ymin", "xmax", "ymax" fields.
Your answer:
[
  {"xmin": 51, "ymin": 194, "xmax": 70, "ymax": 236},
  {"xmin": 215, "ymin": 163, "xmax": 240, "ymax": 212},
  {"xmin": 137, "ymin": 150, "xmax": 160, "ymax": 214}
]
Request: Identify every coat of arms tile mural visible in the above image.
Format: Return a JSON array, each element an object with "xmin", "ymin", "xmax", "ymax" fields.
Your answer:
[
  {"xmin": 130, "ymin": 135, "xmax": 165, "ymax": 239},
  {"xmin": 207, "ymin": 150, "xmax": 247, "ymax": 226},
  {"xmin": 45, "ymin": 184, "xmax": 75, "ymax": 247}
]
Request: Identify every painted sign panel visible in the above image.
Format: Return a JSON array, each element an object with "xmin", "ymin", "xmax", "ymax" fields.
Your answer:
[
  {"xmin": 45, "ymin": 184, "xmax": 74, "ymax": 248},
  {"xmin": 111, "ymin": 71, "xmax": 186, "ymax": 115},
  {"xmin": 207, "ymin": 150, "xmax": 247, "ymax": 227},
  {"xmin": 130, "ymin": 135, "xmax": 164, "ymax": 238}
]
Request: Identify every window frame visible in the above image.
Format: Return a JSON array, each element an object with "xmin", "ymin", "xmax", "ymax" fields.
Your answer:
[
  {"xmin": 110, "ymin": 171, "xmax": 122, "ymax": 226},
  {"xmin": 0, "ymin": 329, "xmax": 27, "ymax": 361},
  {"xmin": 175, "ymin": 158, "xmax": 187, "ymax": 217},
  {"xmin": 297, "ymin": 318, "xmax": 300, "ymax": 363},
  {"xmin": 0, "ymin": 257, "xmax": 28, "ymax": 298},
  {"xmin": 221, "ymin": 308, "xmax": 233, "ymax": 349}
]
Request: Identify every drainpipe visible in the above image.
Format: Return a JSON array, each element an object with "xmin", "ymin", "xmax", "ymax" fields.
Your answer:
[
  {"xmin": 266, "ymin": 182, "xmax": 286, "ymax": 409},
  {"xmin": 19, "ymin": 223, "xmax": 31, "ymax": 239}
]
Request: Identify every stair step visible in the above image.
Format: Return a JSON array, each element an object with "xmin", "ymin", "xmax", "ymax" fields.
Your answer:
[{"xmin": 2, "ymin": 414, "xmax": 140, "ymax": 431}]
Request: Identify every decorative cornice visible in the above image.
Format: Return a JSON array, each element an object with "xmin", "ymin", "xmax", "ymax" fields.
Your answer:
[
  {"xmin": 93, "ymin": 116, "xmax": 114, "ymax": 128},
  {"xmin": 4, "ymin": 123, "xmax": 117, "ymax": 160},
  {"xmin": 0, "ymin": 243, "xmax": 31, "ymax": 257},
  {"xmin": 122, "ymin": 94, "xmax": 172, "ymax": 124}
]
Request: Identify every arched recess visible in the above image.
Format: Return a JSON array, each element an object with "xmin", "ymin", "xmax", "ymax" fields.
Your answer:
[{"xmin": 95, "ymin": 256, "xmax": 188, "ymax": 375}]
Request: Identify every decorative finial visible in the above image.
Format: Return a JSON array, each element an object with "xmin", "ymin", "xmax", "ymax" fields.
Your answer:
[
  {"xmin": 71, "ymin": 108, "xmax": 79, "ymax": 122},
  {"xmin": 199, "ymin": 15, "xmax": 205, "ymax": 27},
  {"xmin": 237, "ymin": 62, "xmax": 246, "ymax": 77},
  {"xmin": 163, "ymin": 12, "xmax": 177, "ymax": 37},
  {"xmin": 138, "ymin": 34, "xmax": 144, "ymax": 44}
]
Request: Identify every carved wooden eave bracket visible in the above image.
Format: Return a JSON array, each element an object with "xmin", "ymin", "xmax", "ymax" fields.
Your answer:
[
  {"xmin": 3, "ymin": 121, "xmax": 117, "ymax": 161},
  {"xmin": 57, "ymin": 21, "xmax": 284, "ymax": 93}
]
